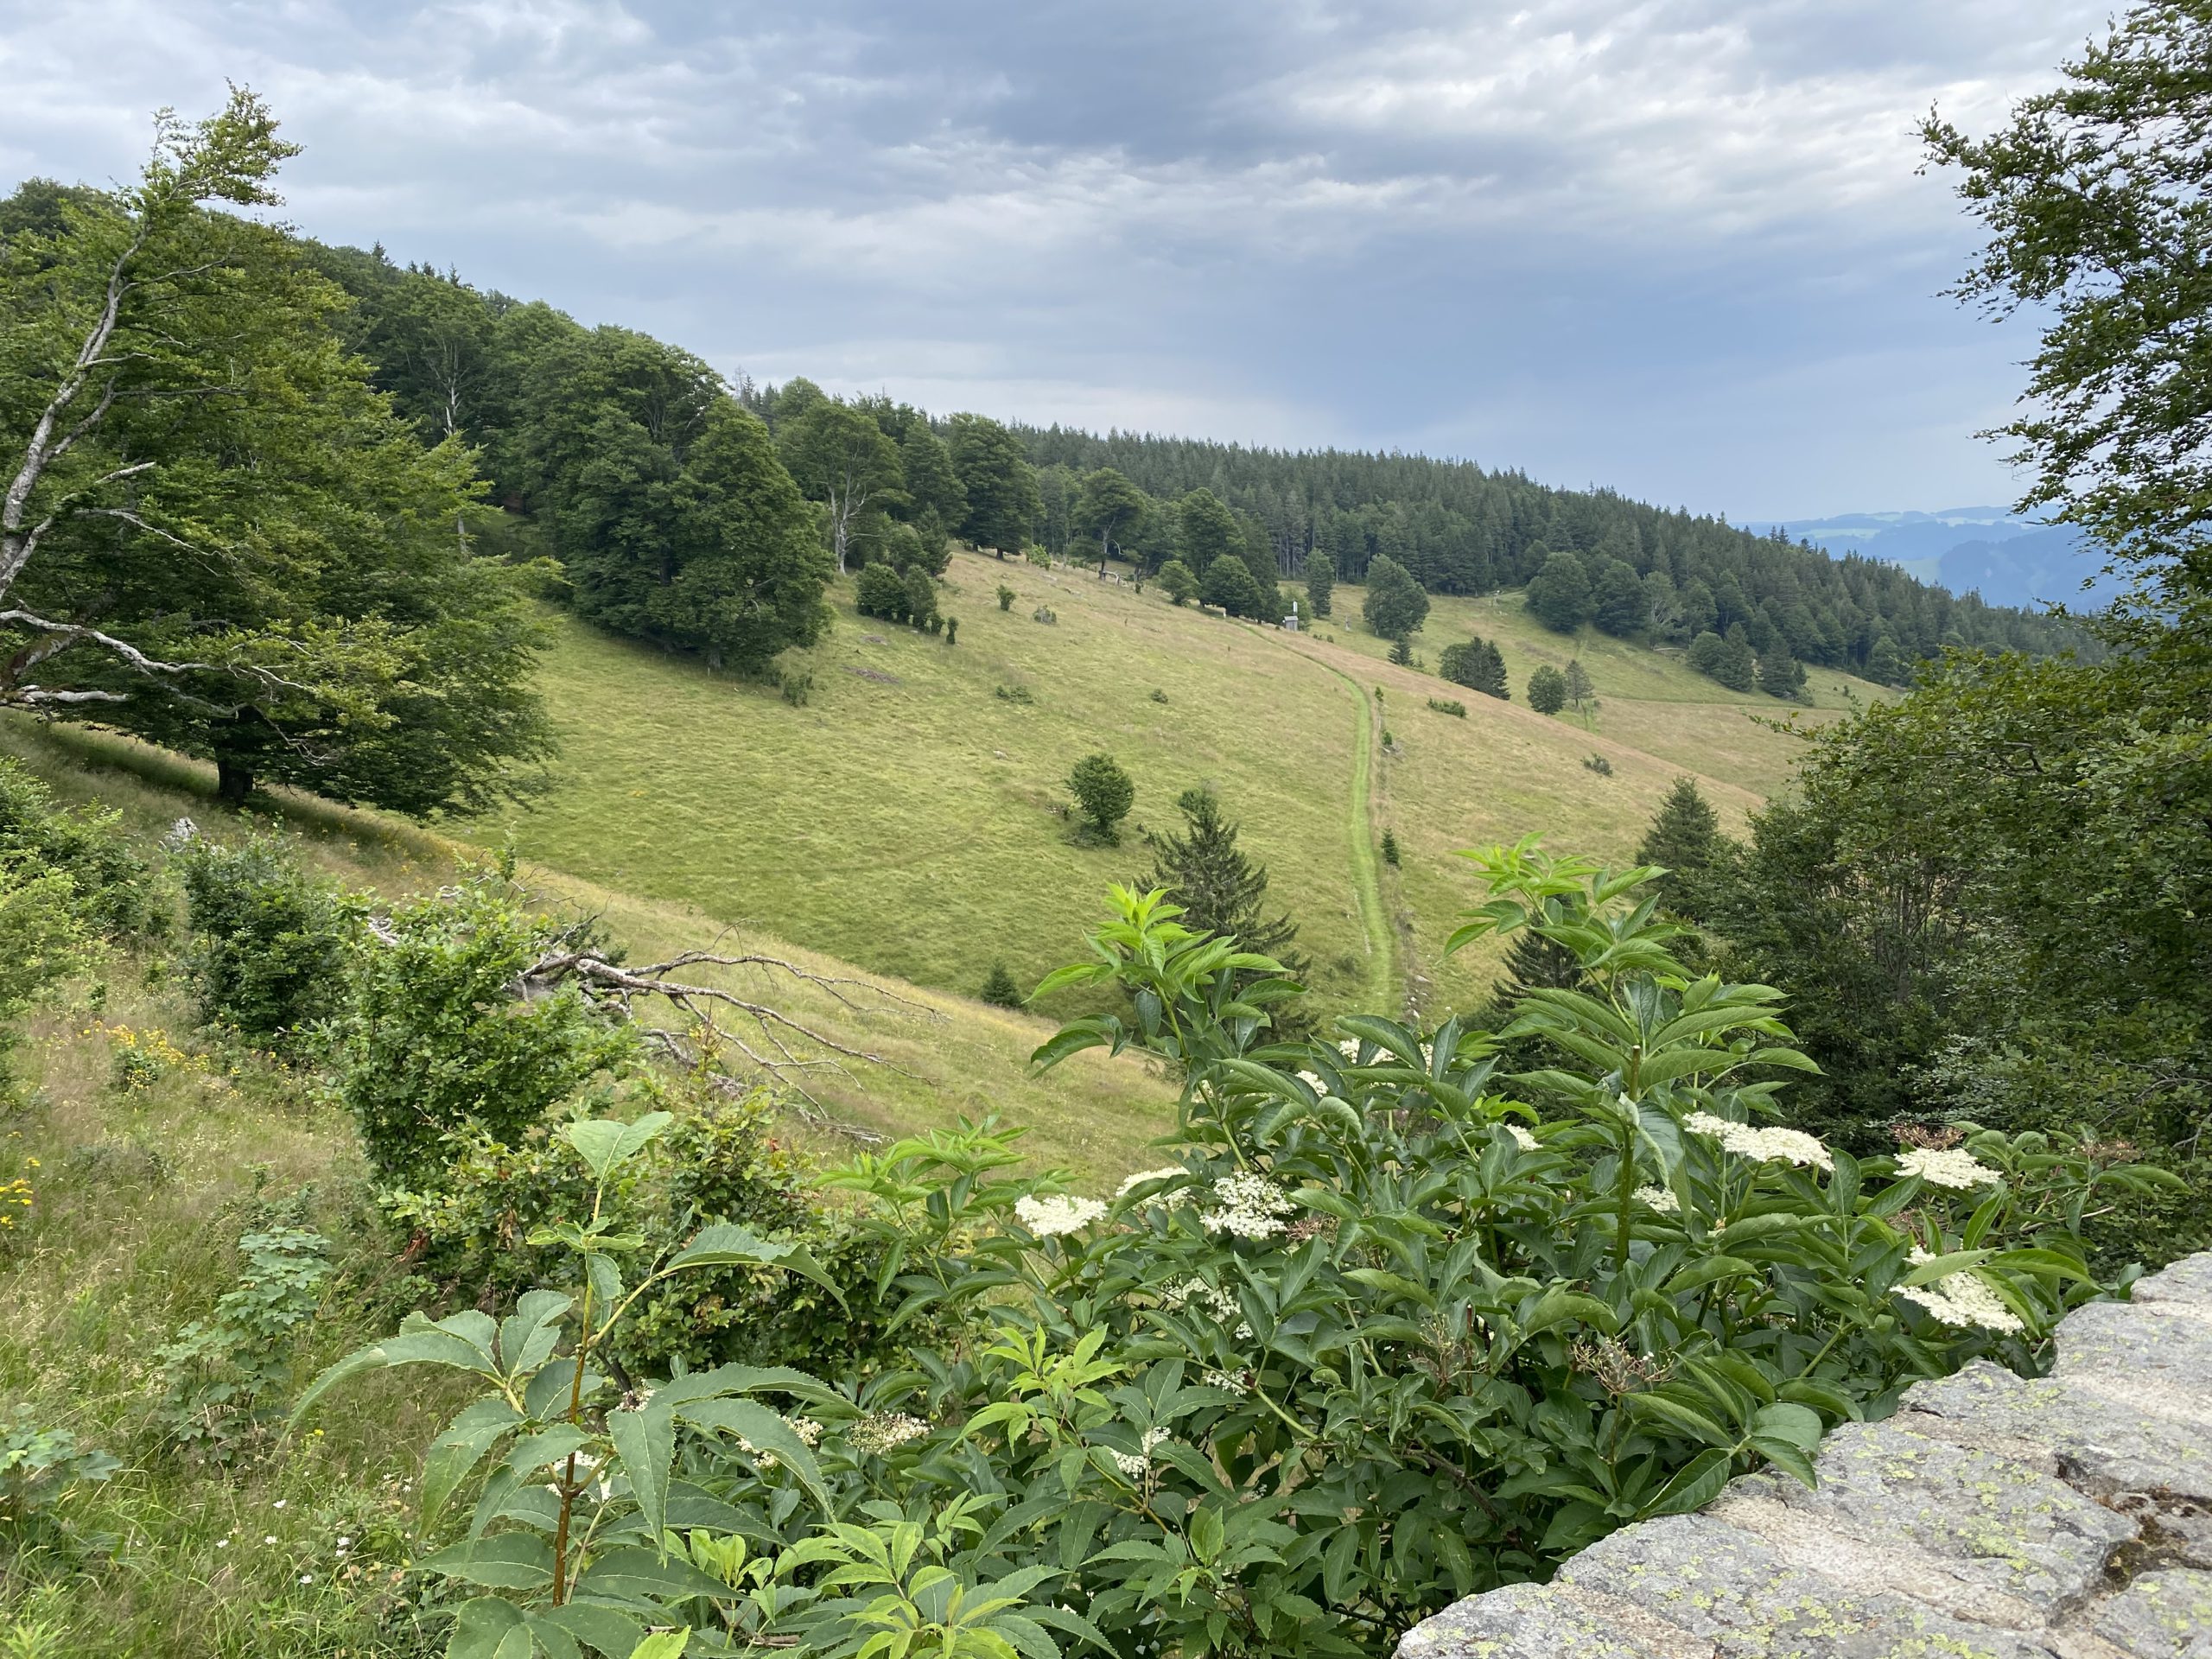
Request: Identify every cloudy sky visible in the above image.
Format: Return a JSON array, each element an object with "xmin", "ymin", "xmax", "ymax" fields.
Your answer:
[{"xmin": 0, "ymin": 1, "xmax": 2107, "ymax": 519}]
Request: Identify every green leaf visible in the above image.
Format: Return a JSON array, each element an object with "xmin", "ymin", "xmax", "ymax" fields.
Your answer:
[
  {"xmin": 289, "ymin": 1312, "xmax": 501, "ymax": 1428},
  {"xmin": 677, "ymin": 1398, "xmax": 830, "ymax": 1510},
  {"xmin": 1625, "ymin": 1392, "xmax": 1734, "ymax": 1448},
  {"xmin": 419, "ymin": 1533, "xmax": 556, "ymax": 1591},
  {"xmin": 1751, "ymin": 1402, "xmax": 1823, "ymax": 1452},
  {"xmin": 1750, "ymin": 1436, "xmax": 1820, "ymax": 1490},
  {"xmin": 1639, "ymin": 1447, "xmax": 1734, "ymax": 1517},
  {"xmin": 423, "ymin": 1398, "xmax": 523, "ymax": 1530},
  {"xmin": 666, "ymin": 1225, "xmax": 849, "ymax": 1308},
  {"xmin": 625, "ymin": 1635, "xmax": 690, "ymax": 1659},
  {"xmin": 1902, "ymin": 1249, "xmax": 1993, "ymax": 1287},
  {"xmin": 564, "ymin": 1112, "xmax": 674, "ymax": 1180},
  {"xmin": 532, "ymin": 1605, "xmax": 646, "ymax": 1659},
  {"xmin": 447, "ymin": 1597, "xmax": 531, "ymax": 1659},
  {"xmin": 573, "ymin": 1546, "xmax": 734, "ymax": 1606},
  {"xmin": 1665, "ymin": 1256, "xmax": 1758, "ymax": 1297},
  {"xmin": 607, "ymin": 1404, "xmax": 674, "ymax": 1545}
]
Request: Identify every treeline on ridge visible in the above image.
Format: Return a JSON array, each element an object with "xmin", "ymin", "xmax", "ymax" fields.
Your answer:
[{"xmin": 299, "ymin": 239, "xmax": 2083, "ymax": 689}]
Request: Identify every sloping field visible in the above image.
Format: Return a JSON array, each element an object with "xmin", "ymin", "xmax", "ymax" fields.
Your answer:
[
  {"xmin": 488, "ymin": 551, "xmax": 1847, "ymax": 1024},
  {"xmin": 0, "ymin": 721, "xmax": 1176, "ymax": 1179}
]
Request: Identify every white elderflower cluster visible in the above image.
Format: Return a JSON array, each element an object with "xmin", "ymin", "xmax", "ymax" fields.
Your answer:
[
  {"xmin": 1897, "ymin": 1146, "xmax": 2001, "ymax": 1190},
  {"xmin": 1158, "ymin": 1275, "xmax": 1252, "ymax": 1338},
  {"xmin": 1338, "ymin": 1038, "xmax": 1362, "ymax": 1061},
  {"xmin": 1506, "ymin": 1124, "xmax": 1540, "ymax": 1153},
  {"xmin": 1014, "ymin": 1194, "xmax": 1108, "ymax": 1236},
  {"xmin": 735, "ymin": 1416, "xmax": 824, "ymax": 1470},
  {"xmin": 1897, "ymin": 1249, "xmax": 2024, "ymax": 1334},
  {"xmin": 1116, "ymin": 1166, "xmax": 1191, "ymax": 1199},
  {"xmin": 846, "ymin": 1413, "xmax": 931, "ymax": 1455},
  {"xmin": 1109, "ymin": 1426, "xmax": 1171, "ymax": 1478},
  {"xmin": 1296, "ymin": 1070, "xmax": 1329, "ymax": 1094},
  {"xmin": 1683, "ymin": 1112, "xmax": 1833, "ymax": 1172},
  {"xmin": 1634, "ymin": 1185, "xmax": 1681, "ymax": 1213},
  {"xmin": 1199, "ymin": 1173, "xmax": 1297, "ymax": 1239}
]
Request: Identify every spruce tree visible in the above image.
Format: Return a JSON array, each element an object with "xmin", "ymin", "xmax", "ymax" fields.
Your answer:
[
  {"xmin": 1479, "ymin": 919, "xmax": 1584, "ymax": 1032},
  {"xmin": 1136, "ymin": 788, "xmax": 1306, "ymax": 969},
  {"xmin": 978, "ymin": 962, "xmax": 1024, "ymax": 1007},
  {"xmin": 1636, "ymin": 776, "xmax": 1726, "ymax": 918},
  {"xmin": 1476, "ymin": 639, "xmax": 1510, "ymax": 699}
]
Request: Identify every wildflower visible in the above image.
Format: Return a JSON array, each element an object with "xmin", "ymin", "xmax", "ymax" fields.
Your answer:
[
  {"xmin": 1201, "ymin": 1366, "xmax": 1253, "ymax": 1397},
  {"xmin": 1897, "ymin": 1250, "xmax": 2024, "ymax": 1335},
  {"xmin": 1199, "ymin": 1173, "xmax": 1297, "ymax": 1240},
  {"xmin": 1338, "ymin": 1038, "xmax": 1362, "ymax": 1061},
  {"xmin": 1897, "ymin": 1146, "xmax": 2000, "ymax": 1190},
  {"xmin": 272, "ymin": 1500, "xmax": 285, "ymax": 1510},
  {"xmin": 335, "ymin": 1536, "xmax": 351, "ymax": 1551},
  {"xmin": 846, "ymin": 1413, "xmax": 931, "ymax": 1455},
  {"xmin": 1296, "ymin": 1070, "xmax": 1328, "ymax": 1094},
  {"xmin": 1109, "ymin": 1426, "xmax": 1172, "ymax": 1479},
  {"xmin": 1506, "ymin": 1124, "xmax": 1540, "ymax": 1153},
  {"xmin": 265, "ymin": 1535, "xmax": 279, "ymax": 1545},
  {"xmin": 1156, "ymin": 1275, "xmax": 1252, "ymax": 1338},
  {"xmin": 299, "ymin": 1573, "xmax": 314, "ymax": 1585},
  {"xmin": 1684, "ymin": 1112, "xmax": 1833, "ymax": 1172},
  {"xmin": 214, "ymin": 1538, "xmax": 228, "ymax": 1548},
  {"xmin": 1014, "ymin": 1194, "xmax": 1108, "ymax": 1237},
  {"xmin": 1634, "ymin": 1185, "xmax": 1681, "ymax": 1213},
  {"xmin": 1116, "ymin": 1166, "xmax": 1189, "ymax": 1199}
]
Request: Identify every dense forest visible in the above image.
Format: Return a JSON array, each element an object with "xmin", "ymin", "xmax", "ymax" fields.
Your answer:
[{"xmin": 285, "ymin": 239, "xmax": 2082, "ymax": 690}]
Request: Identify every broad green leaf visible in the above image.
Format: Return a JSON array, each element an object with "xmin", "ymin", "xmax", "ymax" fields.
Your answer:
[
  {"xmin": 564, "ymin": 1112, "xmax": 673, "ymax": 1180},
  {"xmin": 446, "ymin": 1597, "xmax": 530, "ymax": 1659},
  {"xmin": 290, "ymin": 1312, "xmax": 501, "ymax": 1428},
  {"xmin": 625, "ymin": 1634, "xmax": 690, "ymax": 1659},
  {"xmin": 677, "ymin": 1398, "xmax": 830, "ymax": 1510},
  {"xmin": 423, "ymin": 1398, "xmax": 523, "ymax": 1529},
  {"xmin": 667, "ymin": 1225, "xmax": 849, "ymax": 1309},
  {"xmin": 1639, "ymin": 1447, "xmax": 1734, "ymax": 1517},
  {"xmin": 1751, "ymin": 1402, "xmax": 1823, "ymax": 1452},
  {"xmin": 607, "ymin": 1403, "xmax": 674, "ymax": 1546},
  {"xmin": 1626, "ymin": 1391, "xmax": 1734, "ymax": 1448},
  {"xmin": 419, "ymin": 1532, "xmax": 556, "ymax": 1591},
  {"xmin": 532, "ymin": 1606, "xmax": 644, "ymax": 1659},
  {"xmin": 574, "ymin": 1546, "xmax": 741, "ymax": 1606}
]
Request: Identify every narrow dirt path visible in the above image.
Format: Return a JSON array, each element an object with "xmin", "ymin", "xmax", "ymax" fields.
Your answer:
[{"xmin": 1246, "ymin": 624, "xmax": 1396, "ymax": 1011}]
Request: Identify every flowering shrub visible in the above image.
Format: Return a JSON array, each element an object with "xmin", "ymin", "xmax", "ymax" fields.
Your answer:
[{"xmin": 306, "ymin": 845, "xmax": 2174, "ymax": 1659}]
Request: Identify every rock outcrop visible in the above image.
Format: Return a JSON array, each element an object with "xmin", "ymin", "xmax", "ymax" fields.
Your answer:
[{"xmin": 1396, "ymin": 1252, "xmax": 2212, "ymax": 1658}]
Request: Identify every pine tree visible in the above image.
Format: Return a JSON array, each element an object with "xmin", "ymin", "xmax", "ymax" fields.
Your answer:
[
  {"xmin": 1476, "ymin": 639, "xmax": 1510, "ymax": 699},
  {"xmin": 1380, "ymin": 828, "xmax": 1401, "ymax": 866},
  {"xmin": 1636, "ymin": 776, "xmax": 1726, "ymax": 918}
]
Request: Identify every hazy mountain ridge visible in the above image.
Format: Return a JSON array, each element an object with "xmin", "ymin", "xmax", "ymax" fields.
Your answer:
[{"xmin": 1762, "ymin": 508, "xmax": 2120, "ymax": 611}]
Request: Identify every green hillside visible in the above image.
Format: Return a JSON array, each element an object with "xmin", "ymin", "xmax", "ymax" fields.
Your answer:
[{"xmin": 481, "ymin": 549, "xmax": 1862, "ymax": 1020}]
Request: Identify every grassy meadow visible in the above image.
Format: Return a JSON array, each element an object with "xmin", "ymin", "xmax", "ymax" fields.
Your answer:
[{"xmin": 484, "ymin": 551, "xmax": 1845, "ymax": 1027}]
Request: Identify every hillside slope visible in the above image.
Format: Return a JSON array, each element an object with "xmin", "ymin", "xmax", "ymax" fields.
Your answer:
[
  {"xmin": 0, "ymin": 721, "xmax": 1174, "ymax": 1179},
  {"xmin": 486, "ymin": 550, "xmax": 1861, "ymax": 1017}
]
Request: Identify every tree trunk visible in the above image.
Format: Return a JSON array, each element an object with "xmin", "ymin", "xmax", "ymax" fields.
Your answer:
[{"xmin": 215, "ymin": 758, "xmax": 253, "ymax": 806}]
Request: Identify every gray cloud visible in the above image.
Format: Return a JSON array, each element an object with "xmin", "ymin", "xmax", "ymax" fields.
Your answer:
[{"xmin": 0, "ymin": 0, "xmax": 2110, "ymax": 515}]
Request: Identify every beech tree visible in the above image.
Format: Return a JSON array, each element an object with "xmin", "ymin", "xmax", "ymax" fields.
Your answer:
[
  {"xmin": 1525, "ymin": 550, "xmax": 1594, "ymax": 632},
  {"xmin": 1528, "ymin": 664, "xmax": 1567, "ymax": 714},
  {"xmin": 779, "ymin": 398, "xmax": 904, "ymax": 575},
  {"xmin": 1073, "ymin": 467, "xmax": 1148, "ymax": 573},
  {"xmin": 0, "ymin": 90, "xmax": 551, "ymax": 813},
  {"xmin": 1175, "ymin": 488, "xmax": 1241, "ymax": 575},
  {"xmin": 1362, "ymin": 554, "xmax": 1429, "ymax": 640},
  {"xmin": 948, "ymin": 413, "xmax": 1040, "ymax": 556}
]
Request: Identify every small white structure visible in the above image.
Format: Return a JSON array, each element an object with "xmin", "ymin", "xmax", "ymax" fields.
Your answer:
[{"xmin": 1281, "ymin": 599, "xmax": 1301, "ymax": 632}]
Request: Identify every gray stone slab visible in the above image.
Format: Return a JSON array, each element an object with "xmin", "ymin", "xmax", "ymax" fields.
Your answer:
[
  {"xmin": 2085, "ymin": 1570, "xmax": 2212, "ymax": 1658},
  {"xmin": 1394, "ymin": 1582, "xmax": 1696, "ymax": 1659},
  {"xmin": 2055, "ymin": 1302, "xmax": 2212, "ymax": 1421},
  {"xmin": 1904, "ymin": 1362, "xmax": 2212, "ymax": 1504},
  {"xmin": 1556, "ymin": 1512, "xmax": 2065, "ymax": 1657},
  {"xmin": 2131, "ymin": 1258, "xmax": 2212, "ymax": 1312},
  {"xmin": 1712, "ymin": 1418, "xmax": 2136, "ymax": 1626}
]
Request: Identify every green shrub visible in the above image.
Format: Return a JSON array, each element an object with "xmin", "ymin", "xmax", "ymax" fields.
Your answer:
[
  {"xmin": 1584, "ymin": 753, "xmax": 1614, "ymax": 775},
  {"xmin": 0, "ymin": 1409, "xmax": 118, "ymax": 1543},
  {"xmin": 780, "ymin": 668, "xmax": 813, "ymax": 707},
  {"xmin": 1528, "ymin": 662, "xmax": 1568, "ymax": 714},
  {"xmin": 333, "ymin": 867, "xmax": 639, "ymax": 1183},
  {"xmin": 1066, "ymin": 752, "xmax": 1135, "ymax": 843},
  {"xmin": 1427, "ymin": 696, "xmax": 1466, "ymax": 717},
  {"xmin": 1381, "ymin": 826, "xmax": 1401, "ymax": 864},
  {"xmin": 0, "ymin": 759, "xmax": 160, "ymax": 939},
  {"xmin": 944, "ymin": 617, "xmax": 957, "ymax": 645},
  {"xmin": 996, "ymin": 583, "xmax": 1016, "ymax": 611},
  {"xmin": 175, "ymin": 835, "xmax": 357, "ymax": 1052},
  {"xmin": 156, "ymin": 1224, "xmax": 332, "ymax": 1463},
  {"xmin": 854, "ymin": 561, "xmax": 907, "ymax": 622},
  {"xmin": 308, "ymin": 853, "xmax": 2168, "ymax": 1659}
]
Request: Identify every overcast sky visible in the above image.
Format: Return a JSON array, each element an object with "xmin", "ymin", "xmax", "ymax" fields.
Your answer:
[{"xmin": 0, "ymin": 1, "xmax": 2107, "ymax": 519}]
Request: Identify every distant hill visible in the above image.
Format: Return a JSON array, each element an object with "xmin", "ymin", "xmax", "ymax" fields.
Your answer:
[{"xmin": 1764, "ymin": 508, "xmax": 2121, "ymax": 612}]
